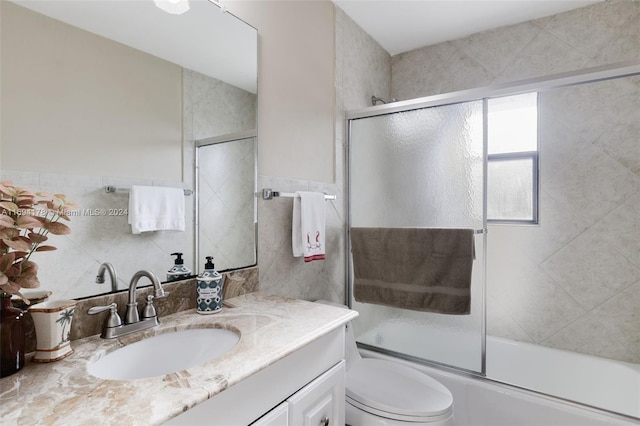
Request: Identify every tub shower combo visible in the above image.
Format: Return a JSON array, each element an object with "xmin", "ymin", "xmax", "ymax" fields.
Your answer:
[{"xmin": 346, "ymin": 62, "xmax": 640, "ymax": 422}]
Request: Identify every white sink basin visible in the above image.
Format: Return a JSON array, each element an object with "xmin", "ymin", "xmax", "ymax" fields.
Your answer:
[{"xmin": 88, "ymin": 328, "xmax": 239, "ymax": 380}]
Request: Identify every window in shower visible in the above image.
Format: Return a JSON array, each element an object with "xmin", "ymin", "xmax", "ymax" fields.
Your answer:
[{"xmin": 487, "ymin": 92, "xmax": 539, "ymax": 223}]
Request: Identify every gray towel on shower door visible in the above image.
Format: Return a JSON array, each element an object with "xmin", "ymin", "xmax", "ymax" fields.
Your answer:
[{"xmin": 350, "ymin": 227, "xmax": 475, "ymax": 315}]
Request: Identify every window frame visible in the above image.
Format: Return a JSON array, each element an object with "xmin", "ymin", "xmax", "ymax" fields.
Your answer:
[{"xmin": 486, "ymin": 91, "xmax": 540, "ymax": 225}]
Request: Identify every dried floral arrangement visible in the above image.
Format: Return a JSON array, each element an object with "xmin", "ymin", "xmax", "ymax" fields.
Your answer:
[{"xmin": 0, "ymin": 181, "xmax": 77, "ymax": 302}]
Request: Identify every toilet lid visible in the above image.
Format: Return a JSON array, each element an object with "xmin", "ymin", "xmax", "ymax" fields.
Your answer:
[{"xmin": 346, "ymin": 358, "xmax": 453, "ymax": 420}]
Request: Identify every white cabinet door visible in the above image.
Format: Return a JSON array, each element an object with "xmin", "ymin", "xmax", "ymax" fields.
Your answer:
[
  {"xmin": 251, "ymin": 402, "xmax": 289, "ymax": 426},
  {"xmin": 288, "ymin": 361, "xmax": 345, "ymax": 426}
]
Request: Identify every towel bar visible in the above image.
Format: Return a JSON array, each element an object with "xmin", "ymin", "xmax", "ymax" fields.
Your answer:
[
  {"xmin": 261, "ymin": 188, "xmax": 336, "ymax": 201},
  {"xmin": 104, "ymin": 186, "xmax": 193, "ymax": 196}
]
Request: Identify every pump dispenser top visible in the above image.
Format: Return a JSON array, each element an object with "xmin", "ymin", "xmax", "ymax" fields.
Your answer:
[
  {"xmin": 204, "ymin": 256, "xmax": 215, "ymax": 271},
  {"xmin": 199, "ymin": 256, "xmax": 221, "ymax": 279}
]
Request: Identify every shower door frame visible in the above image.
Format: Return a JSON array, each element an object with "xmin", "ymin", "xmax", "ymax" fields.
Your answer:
[{"xmin": 345, "ymin": 60, "xmax": 640, "ymax": 378}]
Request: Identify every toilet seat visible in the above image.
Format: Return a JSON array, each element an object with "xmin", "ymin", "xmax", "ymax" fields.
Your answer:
[{"xmin": 346, "ymin": 358, "xmax": 453, "ymax": 422}]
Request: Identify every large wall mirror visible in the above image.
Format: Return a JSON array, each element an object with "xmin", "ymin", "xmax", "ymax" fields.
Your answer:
[{"xmin": 0, "ymin": 0, "xmax": 258, "ymax": 300}]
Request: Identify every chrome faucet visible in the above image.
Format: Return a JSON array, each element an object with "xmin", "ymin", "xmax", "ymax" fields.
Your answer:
[
  {"xmin": 125, "ymin": 270, "xmax": 167, "ymax": 324},
  {"xmin": 95, "ymin": 262, "xmax": 118, "ymax": 292},
  {"xmin": 88, "ymin": 270, "xmax": 169, "ymax": 339}
]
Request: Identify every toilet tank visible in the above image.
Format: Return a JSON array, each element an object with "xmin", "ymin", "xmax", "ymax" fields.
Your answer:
[{"xmin": 314, "ymin": 300, "xmax": 361, "ymax": 368}]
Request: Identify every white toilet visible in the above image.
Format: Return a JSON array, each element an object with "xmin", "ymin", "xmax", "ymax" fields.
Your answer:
[{"xmin": 317, "ymin": 301, "xmax": 455, "ymax": 426}]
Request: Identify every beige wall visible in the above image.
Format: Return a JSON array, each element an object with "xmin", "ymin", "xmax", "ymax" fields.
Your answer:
[
  {"xmin": 0, "ymin": 2, "xmax": 183, "ymax": 181},
  {"xmin": 227, "ymin": 4, "xmax": 390, "ymax": 304},
  {"xmin": 226, "ymin": 0, "xmax": 336, "ymax": 183}
]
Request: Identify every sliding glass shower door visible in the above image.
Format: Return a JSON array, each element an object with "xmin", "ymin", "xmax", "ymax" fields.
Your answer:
[{"xmin": 348, "ymin": 101, "xmax": 486, "ymax": 373}]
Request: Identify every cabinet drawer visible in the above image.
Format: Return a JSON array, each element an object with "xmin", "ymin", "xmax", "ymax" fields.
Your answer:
[{"xmin": 251, "ymin": 402, "xmax": 289, "ymax": 426}]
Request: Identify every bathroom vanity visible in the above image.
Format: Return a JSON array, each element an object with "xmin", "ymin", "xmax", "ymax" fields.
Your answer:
[{"xmin": 0, "ymin": 292, "xmax": 357, "ymax": 425}]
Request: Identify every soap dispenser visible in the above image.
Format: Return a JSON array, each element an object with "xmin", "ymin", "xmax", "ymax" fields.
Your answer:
[
  {"xmin": 167, "ymin": 252, "xmax": 192, "ymax": 282},
  {"xmin": 196, "ymin": 256, "xmax": 223, "ymax": 314}
]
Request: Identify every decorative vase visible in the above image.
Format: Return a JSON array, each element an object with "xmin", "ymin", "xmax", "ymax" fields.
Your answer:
[
  {"xmin": 28, "ymin": 299, "xmax": 78, "ymax": 363},
  {"xmin": 0, "ymin": 294, "xmax": 26, "ymax": 377}
]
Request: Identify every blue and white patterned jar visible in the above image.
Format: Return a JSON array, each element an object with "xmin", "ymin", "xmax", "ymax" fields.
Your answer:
[{"xmin": 196, "ymin": 257, "xmax": 223, "ymax": 314}]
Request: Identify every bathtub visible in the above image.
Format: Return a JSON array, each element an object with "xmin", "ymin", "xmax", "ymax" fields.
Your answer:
[
  {"xmin": 486, "ymin": 336, "xmax": 640, "ymax": 420},
  {"xmin": 357, "ymin": 337, "xmax": 640, "ymax": 425}
]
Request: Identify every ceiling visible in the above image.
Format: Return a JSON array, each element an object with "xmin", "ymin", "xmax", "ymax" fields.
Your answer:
[{"xmin": 334, "ymin": 0, "xmax": 603, "ymax": 56}]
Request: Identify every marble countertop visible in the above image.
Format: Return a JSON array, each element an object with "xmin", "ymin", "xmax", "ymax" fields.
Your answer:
[{"xmin": 0, "ymin": 292, "xmax": 357, "ymax": 425}]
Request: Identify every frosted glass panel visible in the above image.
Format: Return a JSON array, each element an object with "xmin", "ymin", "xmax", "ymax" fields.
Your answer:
[
  {"xmin": 349, "ymin": 101, "xmax": 485, "ymax": 372},
  {"xmin": 487, "ymin": 93, "xmax": 537, "ymax": 154},
  {"xmin": 351, "ymin": 104, "xmax": 483, "ymax": 228},
  {"xmin": 487, "ymin": 158, "xmax": 534, "ymax": 221}
]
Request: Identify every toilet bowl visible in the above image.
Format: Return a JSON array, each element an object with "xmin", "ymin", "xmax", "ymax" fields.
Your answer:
[{"xmin": 316, "ymin": 301, "xmax": 454, "ymax": 426}]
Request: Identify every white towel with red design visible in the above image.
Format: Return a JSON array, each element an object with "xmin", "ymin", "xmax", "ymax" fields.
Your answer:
[{"xmin": 292, "ymin": 191, "xmax": 326, "ymax": 262}]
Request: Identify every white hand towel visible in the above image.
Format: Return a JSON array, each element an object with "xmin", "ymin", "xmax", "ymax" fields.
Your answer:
[
  {"xmin": 128, "ymin": 185, "xmax": 185, "ymax": 234},
  {"xmin": 292, "ymin": 191, "xmax": 326, "ymax": 262}
]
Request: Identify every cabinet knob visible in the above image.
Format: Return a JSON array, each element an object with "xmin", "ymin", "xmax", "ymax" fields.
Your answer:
[{"xmin": 320, "ymin": 416, "xmax": 330, "ymax": 426}]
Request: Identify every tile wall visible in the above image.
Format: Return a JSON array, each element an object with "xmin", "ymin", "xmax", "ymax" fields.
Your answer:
[
  {"xmin": 387, "ymin": 0, "xmax": 639, "ymax": 362},
  {"xmin": 488, "ymin": 76, "xmax": 640, "ymax": 363},
  {"xmin": 391, "ymin": 0, "xmax": 639, "ymax": 99},
  {"xmin": 0, "ymin": 168, "xmax": 193, "ymax": 300}
]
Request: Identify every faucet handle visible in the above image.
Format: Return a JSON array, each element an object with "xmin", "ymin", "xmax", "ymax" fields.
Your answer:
[{"xmin": 88, "ymin": 303, "xmax": 123, "ymax": 328}]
